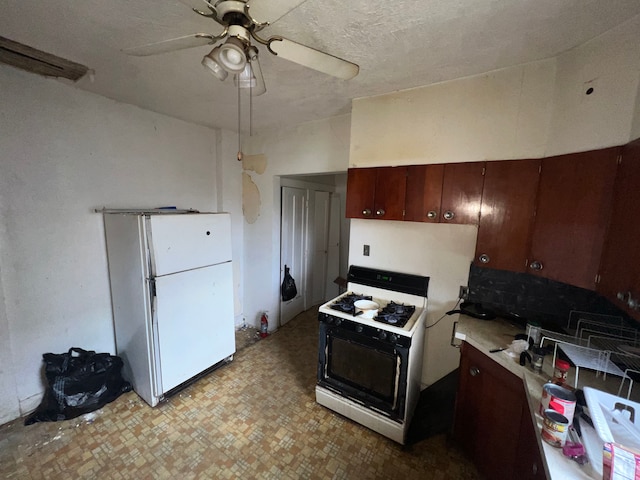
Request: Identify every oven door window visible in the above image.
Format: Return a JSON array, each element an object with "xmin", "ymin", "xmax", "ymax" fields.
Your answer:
[
  {"xmin": 320, "ymin": 326, "xmax": 408, "ymax": 419},
  {"xmin": 329, "ymin": 337, "xmax": 397, "ymax": 402}
]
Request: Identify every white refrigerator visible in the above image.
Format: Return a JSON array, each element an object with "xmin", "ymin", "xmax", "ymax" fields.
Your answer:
[{"xmin": 104, "ymin": 212, "xmax": 235, "ymax": 406}]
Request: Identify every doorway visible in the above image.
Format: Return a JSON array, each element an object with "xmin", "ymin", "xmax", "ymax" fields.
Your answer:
[
  {"xmin": 279, "ymin": 175, "xmax": 347, "ymax": 326},
  {"xmin": 280, "ymin": 186, "xmax": 307, "ymax": 325}
]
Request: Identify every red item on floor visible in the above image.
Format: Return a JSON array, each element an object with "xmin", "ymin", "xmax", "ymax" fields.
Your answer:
[{"xmin": 260, "ymin": 313, "xmax": 269, "ymax": 338}]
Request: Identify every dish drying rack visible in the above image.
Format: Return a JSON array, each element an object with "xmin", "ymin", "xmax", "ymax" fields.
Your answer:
[{"xmin": 538, "ymin": 311, "xmax": 640, "ymax": 398}]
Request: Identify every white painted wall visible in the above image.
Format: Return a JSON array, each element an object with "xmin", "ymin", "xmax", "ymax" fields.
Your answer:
[
  {"xmin": 0, "ymin": 66, "xmax": 227, "ymax": 422},
  {"xmin": 216, "ymin": 130, "xmax": 245, "ymax": 326},
  {"xmin": 0, "ymin": 267, "xmax": 18, "ymax": 424},
  {"xmin": 546, "ymin": 15, "xmax": 640, "ymax": 155},
  {"xmin": 350, "ymin": 59, "xmax": 556, "ymax": 167},
  {"xmin": 242, "ymin": 115, "xmax": 351, "ymax": 328},
  {"xmin": 348, "ymin": 221, "xmax": 477, "ymax": 386}
]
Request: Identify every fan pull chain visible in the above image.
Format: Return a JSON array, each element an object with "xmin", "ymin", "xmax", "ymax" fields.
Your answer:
[
  {"xmin": 249, "ymin": 68, "xmax": 253, "ymax": 137},
  {"xmin": 237, "ymin": 79, "xmax": 242, "ymax": 161}
]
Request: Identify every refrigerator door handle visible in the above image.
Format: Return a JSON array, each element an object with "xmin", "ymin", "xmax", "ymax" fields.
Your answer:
[
  {"xmin": 149, "ymin": 278, "xmax": 156, "ymax": 299},
  {"xmin": 149, "ymin": 291, "xmax": 163, "ymax": 400}
]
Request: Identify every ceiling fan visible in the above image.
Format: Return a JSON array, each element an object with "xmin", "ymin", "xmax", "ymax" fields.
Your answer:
[{"xmin": 123, "ymin": 0, "xmax": 359, "ymax": 96}]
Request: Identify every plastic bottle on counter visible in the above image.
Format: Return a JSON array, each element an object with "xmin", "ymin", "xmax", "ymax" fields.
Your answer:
[{"xmin": 552, "ymin": 359, "xmax": 570, "ymax": 386}]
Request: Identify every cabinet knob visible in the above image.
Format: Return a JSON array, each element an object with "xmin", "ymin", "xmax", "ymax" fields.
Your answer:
[
  {"xmin": 529, "ymin": 260, "xmax": 543, "ymax": 271},
  {"xmin": 478, "ymin": 253, "xmax": 490, "ymax": 264},
  {"xmin": 617, "ymin": 291, "xmax": 628, "ymax": 301},
  {"xmin": 426, "ymin": 210, "xmax": 437, "ymax": 219},
  {"xmin": 375, "ymin": 209, "xmax": 386, "ymax": 217},
  {"xmin": 443, "ymin": 211, "xmax": 455, "ymax": 221},
  {"xmin": 362, "ymin": 208, "xmax": 372, "ymax": 216},
  {"xmin": 469, "ymin": 366, "xmax": 480, "ymax": 377},
  {"xmin": 629, "ymin": 297, "xmax": 640, "ymax": 310}
]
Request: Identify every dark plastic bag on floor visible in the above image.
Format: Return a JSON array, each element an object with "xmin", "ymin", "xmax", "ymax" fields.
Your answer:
[
  {"xmin": 25, "ymin": 347, "xmax": 132, "ymax": 425},
  {"xmin": 281, "ymin": 265, "xmax": 298, "ymax": 301}
]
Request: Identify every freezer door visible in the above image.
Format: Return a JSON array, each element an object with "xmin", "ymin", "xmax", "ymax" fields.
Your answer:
[
  {"xmin": 148, "ymin": 213, "xmax": 232, "ymax": 276},
  {"xmin": 154, "ymin": 262, "xmax": 235, "ymax": 394}
]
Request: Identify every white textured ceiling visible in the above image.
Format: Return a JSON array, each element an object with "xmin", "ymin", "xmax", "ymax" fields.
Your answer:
[{"xmin": 2, "ymin": 0, "xmax": 640, "ymax": 133}]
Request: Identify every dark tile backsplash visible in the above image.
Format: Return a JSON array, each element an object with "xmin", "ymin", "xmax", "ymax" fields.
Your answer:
[{"xmin": 467, "ymin": 264, "xmax": 637, "ymax": 331}]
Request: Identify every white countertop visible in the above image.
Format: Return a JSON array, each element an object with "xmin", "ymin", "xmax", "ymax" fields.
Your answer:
[{"xmin": 453, "ymin": 314, "xmax": 637, "ymax": 480}]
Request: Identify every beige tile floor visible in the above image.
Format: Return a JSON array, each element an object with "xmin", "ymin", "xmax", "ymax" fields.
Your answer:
[{"xmin": 0, "ymin": 307, "xmax": 481, "ymax": 479}]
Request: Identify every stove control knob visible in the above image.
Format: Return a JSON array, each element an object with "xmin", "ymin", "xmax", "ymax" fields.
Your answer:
[
  {"xmin": 335, "ymin": 319, "xmax": 342, "ymax": 326},
  {"xmin": 355, "ymin": 325, "xmax": 363, "ymax": 333},
  {"xmin": 390, "ymin": 334, "xmax": 398, "ymax": 344},
  {"xmin": 326, "ymin": 316, "xmax": 333, "ymax": 324},
  {"xmin": 378, "ymin": 331, "xmax": 387, "ymax": 341}
]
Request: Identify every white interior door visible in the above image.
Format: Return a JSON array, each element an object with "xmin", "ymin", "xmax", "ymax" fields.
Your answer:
[
  {"xmin": 280, "ymin": 186, "xmax": 307, "ymax": 326},
  {"xmin": 311, "ymin": 191, "xmax": 330, "ymax": 305},
  {"xmin": 154, "ymin": 262, "xmax": 234, "ymax": 393}
]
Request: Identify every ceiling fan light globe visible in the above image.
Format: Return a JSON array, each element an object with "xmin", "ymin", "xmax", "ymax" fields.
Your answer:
[
  {"xmin": 218, "ymin": 38, "xmax": 247, "ymax": 73},
  {"xmin": 235, "ymin": 64, "xmax": 257, "ymax": 88},
  {"xmin": 201, "ymin": 54, "xmax": 228, "ymax": 81}
]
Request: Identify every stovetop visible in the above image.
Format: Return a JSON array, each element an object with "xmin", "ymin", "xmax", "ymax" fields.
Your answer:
[
  {"xmin": 320, "ymin": 286, "xmax": 427, "ymax": 336},
  {"xmin": 328, "ymin": 293, "xmax": 416, "ymax": 328}
]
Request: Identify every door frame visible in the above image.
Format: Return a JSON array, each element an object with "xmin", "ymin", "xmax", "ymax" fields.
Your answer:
[{"xmin": 278, "ymin": 176, "xmax": 341, "ymax": 327}]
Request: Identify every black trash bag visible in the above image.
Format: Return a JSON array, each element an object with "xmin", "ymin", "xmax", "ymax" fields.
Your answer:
[
  {"xmin": 281, "ymin": 265, "xmax": 298, "ymax": 301},
  {"xmin": 25, "ymin": 347, "xmax": 132, "ymax": 425}
]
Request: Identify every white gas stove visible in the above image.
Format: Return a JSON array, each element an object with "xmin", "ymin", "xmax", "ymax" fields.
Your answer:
[{"xmin": 316, "ymin": 266, "xmax": 429, "ymax": 444}]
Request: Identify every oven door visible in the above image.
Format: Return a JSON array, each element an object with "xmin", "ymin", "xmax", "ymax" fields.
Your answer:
[{"xmin": 317, "ymin": 317, "xmax": 409, "ymax": 421}]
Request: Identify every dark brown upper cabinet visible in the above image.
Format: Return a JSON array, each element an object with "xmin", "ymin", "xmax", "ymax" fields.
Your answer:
[
  {"xmin": 598, "ymin": 139, "xmax": 640, "ymax": 319},
  {"xmin": 440, "ymin": 162, "xmax": 486, "ymax": 225},
  {"xmin": 404, "ymin": 164, "xmax": 445, "ymax": 222},
  {"xmin": 475, "ymin": 159, "xmax": 541, "ymax": 272},
  {"xmin": 528, "ymin": 147, "xmax": 619, "ymax": 290},
  {"xmin": 346, "ymin": 167, "xmax": 407, "ymax": 221},
  {"xmin": 405, "ymin": 162, "xmax": 485, "ymax": 225}
]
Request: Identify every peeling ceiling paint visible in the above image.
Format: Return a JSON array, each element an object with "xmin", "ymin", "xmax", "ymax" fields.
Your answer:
[{"xmin": 1, "ymin": 1, "xmax": 639, "ymax": 133}]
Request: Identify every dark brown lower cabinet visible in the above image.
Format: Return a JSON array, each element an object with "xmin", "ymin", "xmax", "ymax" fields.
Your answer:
[{"xmin": 454, "ymin": 342, "xmax": 546, "ymax": 480}]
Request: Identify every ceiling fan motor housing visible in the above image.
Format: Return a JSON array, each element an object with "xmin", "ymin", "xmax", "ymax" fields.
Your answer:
[
  {"xmin": 227, "ymin": 25, "xmax": 250, "ymax": 44},
  {"xmin": 216, "ymin": 1, "xmax": 253, "ymax": 29}
]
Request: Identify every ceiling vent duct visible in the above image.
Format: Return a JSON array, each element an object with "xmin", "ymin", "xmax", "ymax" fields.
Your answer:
[{"xmin": 0, "ymin": 36, "xmax": 88, "ymax": 81}]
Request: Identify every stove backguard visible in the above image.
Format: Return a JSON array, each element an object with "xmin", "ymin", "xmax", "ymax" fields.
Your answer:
[{"xmin": 347, "ymin": 265, "xmax": 429, "ymax": 297}]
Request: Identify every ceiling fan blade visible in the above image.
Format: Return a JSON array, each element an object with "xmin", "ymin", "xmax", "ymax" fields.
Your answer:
[
  {"xmin": 248, "ymin": 0, "xmax": 307, "ymax": 24},
  {"xmin": 268, "ymin": 37, "xmax": 359, "ymax": 80},
  {"xmin": 177, "ymin": 0, "xmax": 215, "ymax": 15},
  {"xmin": 123, "ymin": 34, "xmax": 218, "ymax": 57}
]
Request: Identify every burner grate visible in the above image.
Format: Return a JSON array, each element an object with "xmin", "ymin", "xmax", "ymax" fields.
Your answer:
[
  {"xmin": 329, "ymin": 293, "xmax": 372, "ymax": 315},
  {"xmin": 374, "ymin": 302, "xmax": 416, "ymax": 328}
]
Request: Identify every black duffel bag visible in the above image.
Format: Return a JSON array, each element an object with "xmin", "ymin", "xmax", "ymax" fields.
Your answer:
[{"xmin": 25, "ymin": 347, "xmax": 132, "ymax": 425}]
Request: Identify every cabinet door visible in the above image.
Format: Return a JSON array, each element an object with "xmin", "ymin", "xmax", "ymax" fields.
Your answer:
[
  {"xmin": 454, "ymin": 342, "xmax": 524, "ymax": 480},
  {"xmin": 514, "ymin": 408, "xmax": 547, "ymax": 480},
  {"xmin": 373, "ymin": 166, "xmax": 407, "ymax": 221},
  {"xmin": 475, "ymin": 160, "xmax": 540, "ymax": 272},
  {"xmin": 441, "ymin": 162, "xmax": 485, "ymax": 225},
  {"xmin": 528, "ymin": 148, "xmax": 618, "ymax": 290},
  {"xmin": 346, "ymin": 168, "xmax": 377, "ymax": 219},
  {"xmin": 598, "ymin": 140, "xmax": 640, "ymax": 318},
  {"xmin": 405, "ymin": 164, "xmax": 445, "ymax": 222}
]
